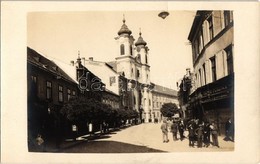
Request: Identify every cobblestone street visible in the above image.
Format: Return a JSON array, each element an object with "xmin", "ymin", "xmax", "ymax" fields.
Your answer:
[{"xmin": 58, "ymin": 123, "xmax": 234, "ymax": 153}]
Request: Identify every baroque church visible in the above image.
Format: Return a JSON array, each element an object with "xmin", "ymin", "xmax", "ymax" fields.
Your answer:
[{"xmin": 105, "ymin": 17, "xmax": 178, "ymax": 123}]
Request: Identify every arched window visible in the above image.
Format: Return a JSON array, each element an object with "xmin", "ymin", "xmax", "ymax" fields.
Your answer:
[
  {"xmin": 120, "ymin": 44, "xmax": 125, "ymax": 55},
  {"xmin": 145, "ymin": 54, "xmax": 148, "ymax": 64}
]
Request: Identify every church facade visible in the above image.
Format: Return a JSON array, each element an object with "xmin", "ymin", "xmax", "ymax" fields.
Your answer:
[{"xmin": 105, "ymin": 17, "xmax": 178, "ymax": 123}]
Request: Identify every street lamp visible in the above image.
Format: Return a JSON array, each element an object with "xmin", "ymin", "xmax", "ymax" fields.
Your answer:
[{"xmin": 158, "ymin": 11, "xmax": 170, "ymax": 19}]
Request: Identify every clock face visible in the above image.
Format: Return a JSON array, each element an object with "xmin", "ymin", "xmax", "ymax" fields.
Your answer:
[{"xmin": 137, "ymin": 47, "xmax": 141, "ymax": 52}]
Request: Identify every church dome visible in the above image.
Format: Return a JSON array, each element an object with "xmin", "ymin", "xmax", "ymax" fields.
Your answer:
[
  {"xmin": 135, "ymin": 32, "xmax": 147, "ymax": 46},
  {"xmin": 118, "ymin": 18, "xmax": 132, "ymax": 36}
]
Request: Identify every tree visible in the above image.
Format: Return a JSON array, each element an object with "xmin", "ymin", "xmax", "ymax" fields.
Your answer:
[
  {"xmin": 60, "ymin": 97, "xmax": 105, "ymax": 124},
  {"xmin": 160, "ymin": 103, "xmax": 179, "ymax": 117}
]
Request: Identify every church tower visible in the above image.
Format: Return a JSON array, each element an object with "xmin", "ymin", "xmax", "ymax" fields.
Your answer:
[
  {"xmin": 115, "ymin": 16, "xmax": 135, "ymax": 80},
  {"xmin": 114, "ymin": 16, "xmax": 153, "ymax": 123},
  {"xmin": 135, "ymin": 29, "xmax": 150, "ymax": 85},
  {"xmin": 134, "ymin": 29, "xmax": 152, "ymax": 123}
]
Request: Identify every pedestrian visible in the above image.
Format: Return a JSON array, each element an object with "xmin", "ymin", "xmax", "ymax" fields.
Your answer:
[
  {"xmin": 89, "ymin": 122, "xmax": 93, "ymax": 137},
  {"xmin": 161, "ymin": 120, "xmax": 169, "ymax": 143},
  {"xmin": 210, "ymin": 122, "xmax": 219, "ymax": 147},
  {"xmin": 167, "ymin": 118, "xmax": 173, "ymax": 132},
  {"xmin": 195, "ymin": 124, "xmax": 204, "ymax": 148},
  {"xmin": 171, "ymin": 121, "xmax": 178, "ymax": 141},
  {"xmin": 188, "ymin": 124, "xmax": 195, "ymax": 147},
  {"xmin": 225, "ymin": 118, "xmax": 232, "ymax": 141},
  {"xmin": 178, "ymin": 120, "xmax": 185, "ymax": 141},
  {"xmin": 72, "ymin": 124, "xmax": 78, "ymax": 141},
  {"xmin": 203, "ymin": 121, "xmax": 211, "ymax": 147},
  {"xmin": 35, "ymin": 134, "xmax": 45, "ymax": 152}
]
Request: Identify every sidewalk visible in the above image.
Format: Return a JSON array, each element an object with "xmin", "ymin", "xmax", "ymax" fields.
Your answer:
[{"xmin": 36, "ymin": 126, "xmax": 127, "ymax": 152}]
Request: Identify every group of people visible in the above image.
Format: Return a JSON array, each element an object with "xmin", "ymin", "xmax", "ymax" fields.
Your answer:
[
  {"xmin": 160, "ymin": 118, "xmax": 233, "ymax": 148},
  {"xmin": 186, "ymin": 119, "xmax": 219, "ymax": 148},
  {"xmin": 160, "ymin": 118, "xmax": 186, "ymax": 143}
]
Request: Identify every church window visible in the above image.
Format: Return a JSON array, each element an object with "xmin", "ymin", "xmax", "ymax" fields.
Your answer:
[
  {"xmin": 120, "ymin": 44, "xmax": 125, "ymax": 55},
  {"xmin": 136, "ymin": 70, "xmax": 140, "ymax": 78},
  {"xmin": 130, "ymin": 45, "xmax": 133, "ymax": 55}
]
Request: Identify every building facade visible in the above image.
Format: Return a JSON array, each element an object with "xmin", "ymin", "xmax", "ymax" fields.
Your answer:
[
  {"xmin": 177, "ymin": 68, "xmax": 193, "ymax": 119},
  {"xmin": 106, "ymin": 17, "xmax": 154, "ymax": 123},
  {"xmin": 187, "ymin": 10, "xmax": 234, "ymax": 134},
  {"xmin": 27, "ymin": 47, "xmax": 80, "ymax": 144},
  {"xmin": 27, "ymin": 47, "xmax": 121, "ymax": 144},
  {"xmin": 105, "ymin": 17, "xmax": 179, "ymax": 123},
  {"xmin": 151, "ymin": 84, "xmax": 178, "ymax": 122}
]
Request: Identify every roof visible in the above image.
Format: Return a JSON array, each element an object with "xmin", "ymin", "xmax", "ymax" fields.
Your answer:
[
  {"xmin": 104, "ymin": 88, "xmax": 120, "ymax": 97},
  {"xmin": 135, "ymin": 32, "xmax": 147, "ymax": 46},
  {"xmin": 85, "ymin": 60, "xmax": 118, "ymax": 75},
  {"xmin": 107, "ymin": 61, "xmax": 117, "ymax": 72},
  {"xmin": 50, "ymin": 58, "xmax": 78, "ymax": 84},
  {"xmin": 152, "ymin": 84, "xmax": 178, "ymax": 97},
  {"xmin": 27, "ymin": 47, "xmax": 78, "ymax": 84},
  {"xmin": 118, "ymin": 18, "xmax": 132, "ymax": 36},
  {"xmin": 188, "ymin": 11, "xmax": 212, "ymax": 41}
]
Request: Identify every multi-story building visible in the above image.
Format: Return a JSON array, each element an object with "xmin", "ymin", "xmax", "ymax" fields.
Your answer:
[
  {"xmin": 27, "ymin": 47, "xmax": 80, "ymax": 142},
  {"xmin": 27, "ymin": 47, "xmax": 120, "ymax": 143},
  {"xmin": 82, "ymin": 57, "xmax": 127, "ymax": 109},
  {"xmin": 151, "ymin": 84, "xmax": 178, "ymax": 122},
  {"xmin": 187, "ymin": 10, "xmax": 234, "ymax": 134},
  {"xmin": 177, "ymin": 68, "xmax": 193, "ymax": 119}
]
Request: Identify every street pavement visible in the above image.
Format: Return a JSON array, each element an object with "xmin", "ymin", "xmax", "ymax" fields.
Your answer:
[{"xmin": 54, "ymin": 123, "xmax": 234, "ymax": 153}]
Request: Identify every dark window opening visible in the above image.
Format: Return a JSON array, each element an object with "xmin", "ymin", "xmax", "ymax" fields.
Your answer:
[
  {"xmin": 224, "ymin": 11, "xmax": 233, "ymax": 27},
  {"xmin": 136, "ymin": 70, "xmax": 140, "ymax": 78},
  {"xmin": 120, "ymin": 44, "xmax": 125, "ymax": 55},
  {"xmin": 46, "ymin": 81, "xmax": 52, "ymax": 100},
  {"xmin": 225, "ymin": 45, "xmax": 234, "ymax": 75},
  {"xmin": 203, "ymin": 63, "xmax": 207, "ymax": 84},
  {"xmin": 210, "ymin": 57, "xmax": 217, "ymax": 82},
  {"xmin": 58, "ymin": 85, "xmax": 63, "ymax": 102},
  {"xmin": 130, "ymin": 45, "xmax": 133, "ymax": 55},
  {"xmin": 208, "ymin": 16, "xmax": 214, "ymax": 40},
  {"xmin": 67, "ymin": 89, "xmax": 71, "ymax": 101}
]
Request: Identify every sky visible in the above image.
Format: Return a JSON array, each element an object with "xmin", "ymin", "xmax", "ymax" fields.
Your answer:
[{"xmin": 27, "ymin": 11, "xmax": 195, "ymax": 90}]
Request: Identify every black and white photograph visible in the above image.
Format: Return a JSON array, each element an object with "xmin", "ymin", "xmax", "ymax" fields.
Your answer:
[
  {"xmin": 1, "ymin": 1, "xmax": 259, "ymax": 164},
  {"xmin": 27, "ymin": 10, "xmax": 234, "ymax": 153}
]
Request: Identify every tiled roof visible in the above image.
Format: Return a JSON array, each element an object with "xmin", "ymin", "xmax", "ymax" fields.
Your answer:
[
  {"xmin": 152, "ymin": 84, "xmax": 178, "ymax": 97},
  {"xmin": 27, "ymin": 47, "xmax": 77, "ymax": 84}
]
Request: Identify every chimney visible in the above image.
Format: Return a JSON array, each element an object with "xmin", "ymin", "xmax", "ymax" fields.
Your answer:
[
  {"xmin": 89, "ymin": 57, "xmax": 93, "ymax": 61},
  {"xmin": 70, "ymin": 61, "xmax": 74, "ymax": 66}
]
